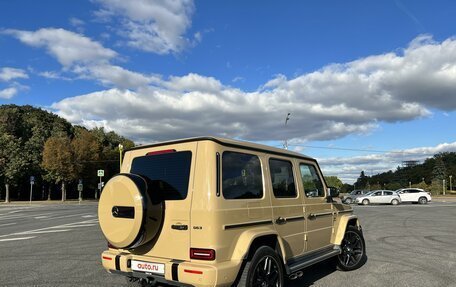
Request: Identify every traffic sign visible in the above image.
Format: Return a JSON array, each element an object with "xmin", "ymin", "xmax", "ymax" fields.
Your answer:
[
  {"xmin": 97, "ymin": 170, "xmax": 104, "ymax": 177},
  {"xmin": 30, "ymin": 176, "xmax": 35, "ymax": 185},
  {"xmin": 77, "ymin": 184, "xmax": 83, "ymax": 192}
]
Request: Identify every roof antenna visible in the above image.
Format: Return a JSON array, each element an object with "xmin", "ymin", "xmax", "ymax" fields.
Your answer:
[{"xmin": 283, "ymin": 112, "xmax": 291, "ymax": 150}]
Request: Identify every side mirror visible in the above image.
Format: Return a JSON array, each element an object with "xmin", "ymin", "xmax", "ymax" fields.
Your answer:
[
  {"xmin": 326, "ymin": 187, "xmax": 339, "ymax": 202},
  {"xmin": 328, "ymin": 187, "xmax": 340, "ymax": 197}
]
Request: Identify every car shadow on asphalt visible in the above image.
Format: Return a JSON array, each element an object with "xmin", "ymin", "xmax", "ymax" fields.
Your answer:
[{"xmin": 287, "ymin": 256, "xmax": 369, "ymax": 287}]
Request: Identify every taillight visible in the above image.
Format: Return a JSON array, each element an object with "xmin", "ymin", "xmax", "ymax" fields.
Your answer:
[{"xmin": 190, "ymin": 248, "xmax": 216, "ymax": 260}]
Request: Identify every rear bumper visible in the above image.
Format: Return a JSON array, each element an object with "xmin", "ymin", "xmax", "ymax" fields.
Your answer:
[{"xmin": 101, "ymin": 250, "xmax": 242, "ymax": 287}]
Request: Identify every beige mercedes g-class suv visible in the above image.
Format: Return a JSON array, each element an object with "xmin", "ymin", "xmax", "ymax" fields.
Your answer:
[{"xmin": 98, "ymin": 137, "xmax": 366, "ymax": 287}]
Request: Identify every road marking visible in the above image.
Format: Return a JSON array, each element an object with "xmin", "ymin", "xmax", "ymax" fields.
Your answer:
[
  {"xmin": 34, "ymin": 216, "xmax": 49, "ymax": 219},
  {"xmin": 0, "ymin": 236, "xmax": 36, "ymax": 242},
  {"xmin": 41, "ymin": 213, "xmax": 92, "ymax": 220},
  {"xmin": 0, "ymin": 222, "xmax": 17, "ymax": 227},
  {"xmin": 82, "ymin": 215, "xmax": 96, "ymax": 218},
  {"xmin": 22, "ymin": 230, "xmax": 71, "ymax": 234},
  {"xmin": 0, "ymin": 218, "xmax": 99, "ymax": 239}
]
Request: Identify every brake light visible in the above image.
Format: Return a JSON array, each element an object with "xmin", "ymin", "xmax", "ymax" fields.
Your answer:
[
  {"xmin": 190, "ymin": 248, "xmax": 216, "ymax": 260},
  {"xmin": 146, "ymin": 149, "xmax": 176, "ymax": 156},
  {"xmin": 102, "ymin": 256, "xmax": 112, "ymax": 261}
]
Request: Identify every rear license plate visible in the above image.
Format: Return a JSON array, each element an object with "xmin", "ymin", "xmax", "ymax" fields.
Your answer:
[{"xmin": 131, "ymin": 260, "xmax": 165, "ymax": 275}]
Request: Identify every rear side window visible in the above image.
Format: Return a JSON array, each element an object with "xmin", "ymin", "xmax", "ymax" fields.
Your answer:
[
  {"xmin": 130, "ymin": 151, "xmax": 192, "ymax": 201},
  {"xmin": 222, "ymin": 152, "xmax": 263, "ymax": 199},
  {"xmin": 384, "ymin": 191, "xmax": 393, "ymax": 195},
  {"xmin": 299, "ymin": 164, "xmax": 324, "ymax": 197},
  {"xmin": 269, "ymin": 159, "xmax": 297, "ymax": 198}
]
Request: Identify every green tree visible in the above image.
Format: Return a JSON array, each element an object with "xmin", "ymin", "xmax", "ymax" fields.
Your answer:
[
  {"xmin": 324, "ymin": 176, "xmax": 343, "ymax": 189},
  {"xmin": 42, "ymin": 137, "xmax": 77, "ymax": 201}
]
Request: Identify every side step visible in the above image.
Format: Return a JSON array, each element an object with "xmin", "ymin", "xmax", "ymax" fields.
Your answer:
[{"xmin": 286, "ymin": 246, "xmax": 341, "ymax": 274}]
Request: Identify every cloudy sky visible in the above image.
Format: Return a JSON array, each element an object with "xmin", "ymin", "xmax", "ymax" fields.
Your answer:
[{"xmin": 1, "ymin": 0, "xmax": 455, "ymax": 183}]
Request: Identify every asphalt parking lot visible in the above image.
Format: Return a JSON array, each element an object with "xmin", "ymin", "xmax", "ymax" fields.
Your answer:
[{"xmin": 0, "ymin": 201, "xmax": 455, "ymax": 287}]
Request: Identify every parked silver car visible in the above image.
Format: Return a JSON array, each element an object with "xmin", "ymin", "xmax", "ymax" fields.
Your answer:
[
  {"xmin": 355, "ymin": 190, "xmax": 401, "ymax": 205},
  {"xmin": 342, "ymin": 190, "xmax": 369, "ymax": 204}
]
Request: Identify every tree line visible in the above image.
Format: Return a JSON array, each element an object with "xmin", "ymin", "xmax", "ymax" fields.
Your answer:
[
  {"xmin": 0, "ymin": 105, "xmax": 134, "ymax": 201},
  {"xmin": 352, "ymin": 152, "xmax": 456, "ymax": 194}
]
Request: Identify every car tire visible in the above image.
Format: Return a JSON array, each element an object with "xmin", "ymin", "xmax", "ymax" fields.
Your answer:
[
  {"xmin": 345, "ymin": 198, "xmax": 353, "ymax": 204},
  {"xmin": 238, "ymin": 246, "xmax": 284, "ymax": 287},
  {"xmin": 391, "ymin": 199, "xmax": 399, "ymax": 205},
  {"xmin": 362, "ymin": 199, "xmax": 370, "ymax": 205},
  {"xmin": 336, "ymin": 226, "xmax": 367, "ymax": 271},
  {"xmin": 418, "ymin": 197, "xmax": 428, "ymax": 204}
]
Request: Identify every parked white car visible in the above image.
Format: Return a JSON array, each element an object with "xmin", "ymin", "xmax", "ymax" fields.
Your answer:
[
  {"xmin": 396, "ymin": 188, "xmax": 432, "ymax": 204},
  {"xmin": 355, "ymin": 190, "xmax": 401, "ymax": 205}
]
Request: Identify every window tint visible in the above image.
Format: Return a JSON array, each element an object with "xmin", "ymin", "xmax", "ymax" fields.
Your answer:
[
  {"xmin": 373, "ymin": 191, "xmax": 382, "ymax": 196},
  {"xmin": 131, "ymin": 151, "xmax": 192, "ymax": 201},
  {"xmin": 300, "ymin": 164, "xmax": 324, "ymax": 197},
  {"xmin": 270, "ymin": 159, "xmax": 297, "ymax": 198},
  {"xmin": 384, "ymin": 191, "xmax": 393, "ymax": 195},
  {"xmin": 222, "ymin": 152, "xmax": 263, "ymax": 199},
  {"xmin": 409, "ymin": 189, "xmax": 419, "ymax": 193}
]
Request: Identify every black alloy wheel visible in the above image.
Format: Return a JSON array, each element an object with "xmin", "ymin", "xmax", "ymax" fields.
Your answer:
[
  {"xmin": 337, "ymin": 226, "xmax": 366, "ymax": 271},
  {"xmin": 239, "ymin": 246, "xmax": 284, "ymax": 287}
]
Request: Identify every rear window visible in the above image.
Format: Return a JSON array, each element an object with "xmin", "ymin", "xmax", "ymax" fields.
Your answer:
[
  {"xmin": 130, "ymin": 151, "xmax": 192, "ymax": 201},
  {"xmin": 222, "ymin": 151, "xmax": 263, "ymax": 199}
]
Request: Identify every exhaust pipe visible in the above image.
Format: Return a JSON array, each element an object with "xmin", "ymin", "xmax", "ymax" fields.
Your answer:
[{"xmin": 289, "ymin": 271, "xmax": 303, "ymax": 280}]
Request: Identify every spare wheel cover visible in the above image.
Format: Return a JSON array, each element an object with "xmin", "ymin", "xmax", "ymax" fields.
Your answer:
[{"xmin": 98, "ymin": 173, "xmax": 162, "ymax": 249}]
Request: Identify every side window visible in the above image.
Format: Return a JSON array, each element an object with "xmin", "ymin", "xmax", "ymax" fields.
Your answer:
[
  {"xmin": 385, "ymin": 191, "xmax": 393, "ymax": 195},
  {"xmin": 373, "ymin": 191, "xmax": 382, "ymax": 196},
  {"xmin": 269, "ymin": 159, "xmax": 297, "ymax": 198},
  {"xmin": 299, "ymin": 163, "xmax": 324, "ymax": 198},
  {"xmin": 222, "ymin": 151, "xmax": 263, "ymax": 199}
]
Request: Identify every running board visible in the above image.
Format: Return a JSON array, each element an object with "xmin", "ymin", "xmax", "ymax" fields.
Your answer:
[{"xmin": 286, "ymin": 246, "xmax": 341, "ymax": 274}]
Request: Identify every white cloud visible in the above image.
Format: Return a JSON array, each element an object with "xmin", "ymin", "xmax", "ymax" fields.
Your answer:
[
  {"xmin": 318, "ymin": 141, "xmax": 456, "ymax": 183},
  {"xmin": 49, "ymin": 35, "xmax": 456, "ymax": 144},
  {"xmin": 0, "ymin": 87, "xmax": 18, "ymax": 99},
  {"xmin": 93, "ymin": 0, "xmax": 196, "ymax": 54},
  {"xmin": 0, "ymin": 67, "xmax": 28, "ymax": 82},
  {"xmin": 4, "ymin": 28, "xmax": 160, "ymax": 89},
  {"xmin": 4, "ymin": 28, "xmax": 116, "ymax": 67}
]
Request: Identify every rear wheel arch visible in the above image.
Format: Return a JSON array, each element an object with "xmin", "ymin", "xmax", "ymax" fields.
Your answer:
[{"xmin": 231, "ymin": 230, "xmax": 287, "ymax": 264}]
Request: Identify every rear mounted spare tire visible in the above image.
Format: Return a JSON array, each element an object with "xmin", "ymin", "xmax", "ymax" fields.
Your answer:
[{"xmin": 98, "ymin": 173, "xmax": 163, "ymax": 249}]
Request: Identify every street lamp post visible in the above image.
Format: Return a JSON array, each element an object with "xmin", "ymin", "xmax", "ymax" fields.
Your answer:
[
  {"xmin": 283, "ymin": 113, "xmax": 291, "ymax": 150},
  {"xmin": 119, "ymin": 144, "xmax": 124, "ymax": 172},
  {"xmin": 450, "ymin": 175, "xmax": 453, "ymax": 192}
]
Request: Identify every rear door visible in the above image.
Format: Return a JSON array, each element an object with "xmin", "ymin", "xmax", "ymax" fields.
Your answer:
[
  {"xmin": 299, "ymin": 162, "xmax": 334, "ymax": 252},
  {"xmin": 126, "ymin": 142, "xmax": 197, "ymax": 260},
  {"xmin": 268, "ymin": 157, "xmax": 305, "ymax": 259},
  {"xmin": 382, "ymin": 191, "xmax": 394, "ymax": 203}
]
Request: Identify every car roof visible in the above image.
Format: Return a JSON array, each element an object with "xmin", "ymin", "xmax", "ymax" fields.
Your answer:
[{"xmin": 126, "ymin": 136, "xmax": 316, "ymax": 162}]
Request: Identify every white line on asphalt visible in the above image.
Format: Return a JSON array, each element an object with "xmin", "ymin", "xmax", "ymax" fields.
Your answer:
[
  {"xmin": 0, "ymin": 236, "xmax": 36, "ymax": 242},
  {"xmin": 21, "ymin": 230, "xmax": 71, "ymax": 234},
  {"xmin": 34, "ymin": 216, "xmax": 49, "ymax": 219},
  {"xmin": 81, "ymin": 215, "xmax": 96, "ymax": 218},
  {"xmin": 0, "ymin": 222, "xmax": 17, "ymax": 227},
  {"xmin": 0, "ymin": 218, "xmax": 99, "ymax": 239},
  {"xmin": 41, "ymin": 213, "xmax": 92, "ymax": 220}
]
